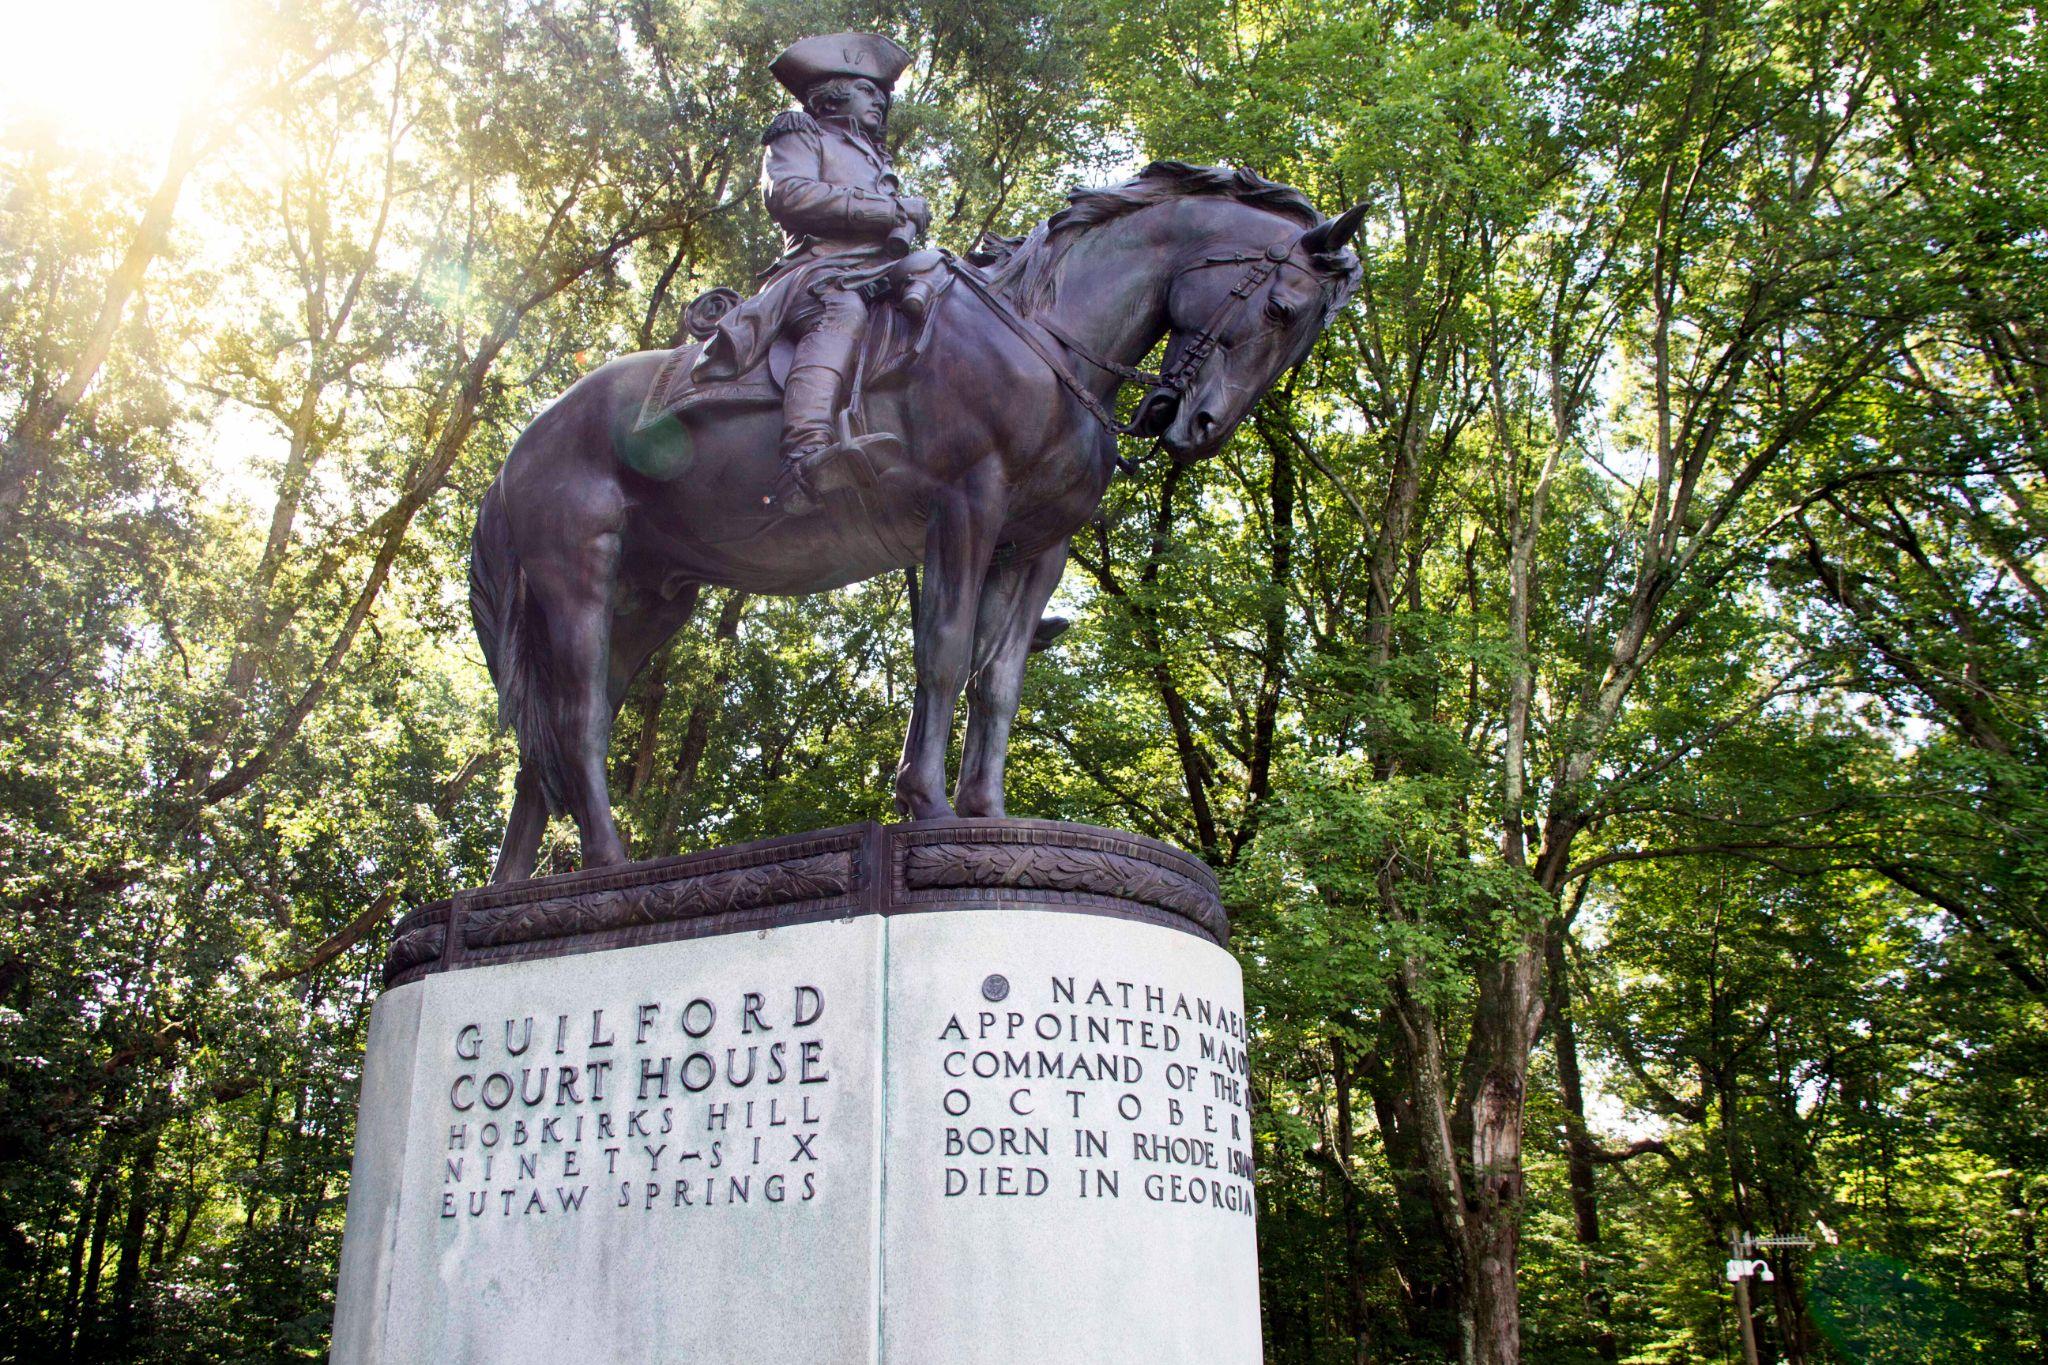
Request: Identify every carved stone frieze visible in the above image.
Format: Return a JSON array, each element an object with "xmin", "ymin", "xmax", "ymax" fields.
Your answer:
[
  {"xmin": 899, "ymin": 841, "xmax": 1228, "ymax": 942},
  {"xmin": 384, "ymin": 819, "xmax": 1227, "ymax": 988},
  {"xmin": 464, "ymin": 851, "xmax": 854, "ymax": 950},
  {"xmin": 383, "ymin": 922, "xmax": 445, "ymax": 981}
]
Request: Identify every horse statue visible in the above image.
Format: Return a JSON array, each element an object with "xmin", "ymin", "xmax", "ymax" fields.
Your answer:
[{"xmin": 470, "ymin": 161, "xmax": 1365, "ymax": 882}]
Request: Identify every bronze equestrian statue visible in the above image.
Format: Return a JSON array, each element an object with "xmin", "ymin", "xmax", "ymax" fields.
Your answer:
[{"xmin": 470, "ymin": 32, "xmax": 1367, "ymax": 882}]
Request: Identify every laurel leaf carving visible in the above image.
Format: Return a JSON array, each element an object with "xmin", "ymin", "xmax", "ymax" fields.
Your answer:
[
  {"xmin": 385, "ymin": 823, "xmax": 1228, "ymax": 986},
  {"xmin": 463, "ymin": 851, "xmax": 854, "ymax": 950},
  {"xmin": 901, "ymin": 842, "xmax": 1226, "ymax": 939}
]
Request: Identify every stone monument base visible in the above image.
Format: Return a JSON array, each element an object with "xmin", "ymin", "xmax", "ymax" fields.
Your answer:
[{"xmin": 332, "ymin": 819, "xmax": 1260, "ymax": 1363}]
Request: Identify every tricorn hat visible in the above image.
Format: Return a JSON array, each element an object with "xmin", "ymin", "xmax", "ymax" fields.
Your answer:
[{"xmin": 770, "ymin": 33, "xmax": 912, "ymax": 98}]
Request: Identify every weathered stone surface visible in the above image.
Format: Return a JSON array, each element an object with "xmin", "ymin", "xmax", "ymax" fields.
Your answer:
[
  {"xmin": 896, "ymin": 829, "xmax": 1228, "ymax": 940},
  {"xmin": 881, "ymin": 910, "xmax": 1261, "ymax": 1363},
  {"xmin": 336, "ymin": 916, "xmax": 886, "ymax": 1364},
  {"xmin": 337, "ymin": 820, "xmax": 1258, "ymax": 1363},
  {"xmin": 331, "ymin": 984, "xmax": 422, "ymax": 1365},
  {"xmin": 465, "ymin": 849, "xmax": 855, "ymax": 950}
]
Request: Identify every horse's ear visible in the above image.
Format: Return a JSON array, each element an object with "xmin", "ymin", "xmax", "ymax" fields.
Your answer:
[{"xmin": 1301, "ymin": 201, "xmax": 1368, "ymax": 256}]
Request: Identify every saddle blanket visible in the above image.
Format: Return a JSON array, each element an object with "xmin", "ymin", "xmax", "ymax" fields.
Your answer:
[
  {"xmin": 633, "ymin": 342, "xmax": 785, "ymax": 434},
  {"xmin": 633, "ymin": 261, "xmax": 960, "ymax": 436}
]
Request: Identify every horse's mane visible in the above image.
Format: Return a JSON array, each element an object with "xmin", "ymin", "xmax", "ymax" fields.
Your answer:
[{"xmin": 987, "ymin": 161, "xmax": 1324, "ymax": 316}]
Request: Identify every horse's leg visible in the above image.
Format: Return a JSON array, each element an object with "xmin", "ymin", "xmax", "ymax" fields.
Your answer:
[
  {"xmin": 523, "ymin": 524, "xmax": 630, "ymax": 869},
  {"xmin": 896, "ymin": 482, "xmax": 1000, "ymax": 820},
  {"xmin": 954, "ymin": 541, "xmax": 1068, "ymax": 817},
  {"xmin": 485, "ymin": 566, "xmax": 687, "ymax": 886},
  {"xmin": 494, "ymin": 562, "xmax": 692, "ymax": 883},
  {"xmin": 490, "ymin": 764, "xmax": 548, "ymax": 883},
  {"xmin": 608, "ymin": 582, "xmax": 702, "ymax": 710},
  {"xmin": 601, "ymin": 582, "xmax": 702, "ymax": 846}
]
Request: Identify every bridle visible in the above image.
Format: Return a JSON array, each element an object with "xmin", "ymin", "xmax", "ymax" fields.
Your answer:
[
  {"xmin": 946, "ymin": 232, "xmax": 1320, "ymax": 447},
  {"xmin": 1149, "ymin": 238, "xmax": 1318, "ymax": 406}
]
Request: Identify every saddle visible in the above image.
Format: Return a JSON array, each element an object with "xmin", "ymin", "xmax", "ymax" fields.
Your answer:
[{"xmin": 632, "ymin": 250, "xmax": 958, "ymax": 445}]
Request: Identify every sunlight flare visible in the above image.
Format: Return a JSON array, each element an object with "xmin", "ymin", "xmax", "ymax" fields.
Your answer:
[{"xmin": 0, "ymin": 0, "xmax": 223, "ymax": 148}]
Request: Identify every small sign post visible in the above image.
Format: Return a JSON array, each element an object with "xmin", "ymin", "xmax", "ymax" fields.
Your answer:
[{"xmin": 1726, "ymin": 1232, "xmax": 1815, "ymax": 1365}]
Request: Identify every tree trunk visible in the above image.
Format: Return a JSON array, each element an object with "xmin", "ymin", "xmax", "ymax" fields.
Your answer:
[
  {"xmin": 146, "ymin": 1174, "xmax": 173, "ymax": 1280},
  {"xmin": 1458, "ymin": 955, "xmax": 1539, "ymax": 1365},
  {"xmin": 654, "ymin": 592, "xmax": 746, "ymax": 854},
  {"xmin": 57, "ymin": 1158, "xmax": 107, "ymax": 1359},
  {"xmin": 1465, "ymin": 1218, "xmax": 1524, "ymax": 1365},
  {"xmin": 2017, "ymin": 1176, "xmax": 2045, "ymax": 1315},
  {"xmin": 107, "ymin": 1122, "xmax": 162, "ymax": 1351},
  {"xmin": 1332, "ymin": 1038, "xmax": 1373, "ymax": 1364},
  {"xmin": 71, "ymin": 1156, "xmax": 118, "ymax": 1359},
  {"xmin": 1234, "ymin": 419, "xmax": 1296, "ymax": 863},
  {"xmin": 1355, "ymin": 1018, "xmax": 1456, "ymax": 1350},
  {"xmin": 625, "ymin": 646, "xmax": 675, "ymax": 797},
  {"xmin": 246, "ymin": 1080, "xmax": 279, "ymax": 1230},
  {"xmin": 1768, "ymin": 1258, "xmax": 1811, "ymax": 1364},
  {"xmin": 1547, "ymin": 927, "xmax": 1617, "ymax": 1359}
]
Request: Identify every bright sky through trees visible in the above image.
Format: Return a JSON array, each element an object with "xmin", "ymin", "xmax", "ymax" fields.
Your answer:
[
  {"xmin": 0, "ymin": 0, "xmax": 223, "ymax": 150},
  {"xmin": 1, "ymin": 2, "xmax": 2042, "ymax": 1362}
]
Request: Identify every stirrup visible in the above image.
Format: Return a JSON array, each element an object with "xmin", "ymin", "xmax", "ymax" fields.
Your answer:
[
  {"xmin": 803, "ymin": 415, "xmax": 905, "ymax": 494},
  {"xmin": 771, "ymin": 425, "xmax": 905, "ymax": 515},
  {"xmin": 1030, "ymin": 615, "xmax": 1071, "ymax": 653}
]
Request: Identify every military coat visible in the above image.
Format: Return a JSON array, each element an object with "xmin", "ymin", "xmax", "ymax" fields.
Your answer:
[{"xmin": 692, "ymin": 112, "xmax": 926, "ymax": 382}]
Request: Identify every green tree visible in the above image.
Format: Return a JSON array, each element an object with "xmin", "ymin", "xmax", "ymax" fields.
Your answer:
[{"xmin": 2, "ymin": 0, "xmax": 2044, "ymax": 1360}]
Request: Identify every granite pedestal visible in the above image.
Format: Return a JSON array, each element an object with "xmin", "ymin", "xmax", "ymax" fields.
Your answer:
[{"xmin": 332, "ymin": 819, "xmax": 1260, "ymax": 1364}]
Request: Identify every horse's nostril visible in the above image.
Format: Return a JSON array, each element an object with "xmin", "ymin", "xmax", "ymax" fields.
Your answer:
[{"xmin": 1194, "ymin": 411, "xmax": 1219, "ymax": 436}]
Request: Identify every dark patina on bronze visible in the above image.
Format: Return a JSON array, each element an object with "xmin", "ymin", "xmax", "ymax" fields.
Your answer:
[
  {"xmin": 384, "ymin": 818, "xmax": 1226, "ymax": 989},
  {"xmin": 471, "ymin": 140, "xmax": 1366, "ymax": 883}
]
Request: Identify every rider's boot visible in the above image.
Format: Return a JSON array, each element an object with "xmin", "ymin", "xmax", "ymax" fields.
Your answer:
[
  {"xmin": 773, "ymin": 329, "xmax": 901, "ymax": 515},
  {"xmin": 774, "ymin": 331, "xmax": 847, "ymax": 515}
]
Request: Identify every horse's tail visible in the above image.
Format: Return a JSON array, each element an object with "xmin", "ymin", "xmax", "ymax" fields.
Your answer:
[{"xmin": 470, "ymin": 480, "xmax": 569, "ymax": 815}]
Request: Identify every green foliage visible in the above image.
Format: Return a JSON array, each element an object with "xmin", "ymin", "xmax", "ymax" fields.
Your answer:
[
  {"xmin": 1809, "ymin": 1252, "xmax": 1990, "ymax": 1364},
  {"xmin": 2, "ymin": 0, "xmax": 2044, "ymax": 1361},
  {"xmin": 0, "ymin": 0, "xmax": 1101, "ymax": 1357}
]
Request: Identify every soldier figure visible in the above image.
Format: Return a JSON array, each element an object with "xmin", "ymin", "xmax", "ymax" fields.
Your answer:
[{"xmin": 691, "ymin": 33, "xmax": 930, "ymax": 514}]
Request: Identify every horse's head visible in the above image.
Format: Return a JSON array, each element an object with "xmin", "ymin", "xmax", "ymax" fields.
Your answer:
[{"xmin": 1133, "ymin": 200, "xmax": 1368, "ymax": 461}]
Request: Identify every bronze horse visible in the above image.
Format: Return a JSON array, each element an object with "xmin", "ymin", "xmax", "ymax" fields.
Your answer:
[{"xmin": 470, "ymin": 162, "xmax": 1365, "ymax": 882}]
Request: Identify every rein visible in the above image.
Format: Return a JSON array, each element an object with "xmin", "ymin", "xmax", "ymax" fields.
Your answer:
[
  {"xmin": 945, "ymin": 234, "xmax": 1311, "ymax": 448},
  {"xmin": 946, "ymin": 261, "xmax": 1146, "ymax": 437}
]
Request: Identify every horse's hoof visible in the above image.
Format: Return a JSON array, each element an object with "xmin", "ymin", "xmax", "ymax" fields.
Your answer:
[
  {"xmin": 895, "ymin": 794, "xmax": 957, "ymax": 822},
  {"xmin": 952, "ymin": 792, "xmax": 1004, "ymax": 819}
]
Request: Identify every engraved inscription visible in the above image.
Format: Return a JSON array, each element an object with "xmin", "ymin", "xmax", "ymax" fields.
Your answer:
[
  {"xmin": 929, "ymin": 972, "xmax": 1254, "ymax": 1215},
  {"xmin": 435, "ymin": 985, "xmax": 835, "ymax": 1222}
]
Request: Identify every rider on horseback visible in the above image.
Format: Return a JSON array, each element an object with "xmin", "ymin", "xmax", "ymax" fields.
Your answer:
[{"xmin": 690, "ymin": 33, "xmax": 932, "ymax": 515}]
